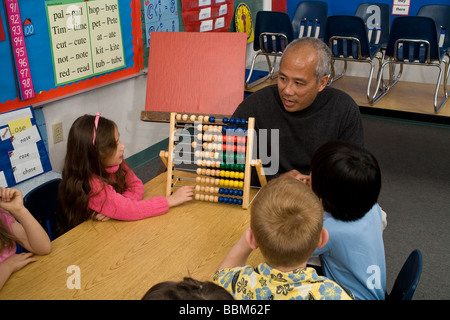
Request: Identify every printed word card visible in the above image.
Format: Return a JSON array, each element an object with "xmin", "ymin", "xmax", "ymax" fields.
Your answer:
[
  {"xmin": 45, "ymin": 0, "xmax": 125, "ymax": 86},
  {"xmin": 392, "ymin": 0, "xmax": 410, "ymax": 15},
  {"xmin": 0, "ymin": 107, "xmax": 52, "ymax": 187}
]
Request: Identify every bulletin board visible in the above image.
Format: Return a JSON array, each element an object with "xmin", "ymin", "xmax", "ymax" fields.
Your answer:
[
  {"xmin": 0, "ymin": 106, "xmax": 52, "ymax": 187},
  {"xmin": 285, "ymin": 0, "xmax": 450, "ymax": 21},
  {"xmin": 0, "ymin": 0, "xmax": 143, "ymax": 113}
]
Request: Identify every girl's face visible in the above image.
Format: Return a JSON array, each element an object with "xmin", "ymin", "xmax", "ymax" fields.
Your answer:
[{"xmin": 103, "ymin": 126, "xmax": 125, "ymax": 167}]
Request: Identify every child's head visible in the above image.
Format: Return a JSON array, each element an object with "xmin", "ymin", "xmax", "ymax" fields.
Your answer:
[
  {"xmin": 310, "ymin": 140, "xmax": 381, "ymax": 222},
  {"xmin": 250, "ymin": 177, "xmax": 325, "ymax": 269},
  {"xmin": 142, "ymin": 277, "xmax": 234, "ymax": 300},
  {"xmin": 65, "ymin": 113, "xmax": 123, "ymax": 173}
]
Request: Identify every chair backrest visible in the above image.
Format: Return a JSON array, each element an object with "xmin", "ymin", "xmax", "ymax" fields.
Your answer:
[
  {"xmin": 253, "ymin": 11, "xmax": 294, "ymax": 53},
  {"xmin": 417, "ymin": 4, "xmax": 450, "ymax": 50},
  {"xmin": 324, "ymin": 15, "xmax": 371, "ymax": 58},
  {"xmin": 355, "ymin": 2, "xmax": 391, "ymax": 47},
  {"xmin": 23, "ymin": 178, "xmax": 61, "ymax": 241},
  {"xmin": 385, "ymin": 16, "xmax": 440, "ymax": 63},
  {"xmin": 388, "ymin": 249, "xmax": 423, "ymax": 300},
  {"xmin": 291, "ymin": 1, "xmax": 328, "ymax": 39}
]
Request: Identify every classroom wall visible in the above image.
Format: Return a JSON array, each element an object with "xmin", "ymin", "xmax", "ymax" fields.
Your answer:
[{"xmin": 42, "ymin": 74, "xmax": 169, "ymax": 172}]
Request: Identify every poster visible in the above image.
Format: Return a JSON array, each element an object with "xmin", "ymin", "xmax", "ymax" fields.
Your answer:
[
  {"xmin": 143, "ymin": 0, "xmax": 179, "ymax": 48},
  {"xmin": 45, "ymin": 0, "xmax": 125, "ymax": 86}
]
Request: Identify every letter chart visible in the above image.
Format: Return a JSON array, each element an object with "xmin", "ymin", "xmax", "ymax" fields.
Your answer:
[{"xmin": 45, "ymin": 0, "xmax": 125, "ymax": 86}]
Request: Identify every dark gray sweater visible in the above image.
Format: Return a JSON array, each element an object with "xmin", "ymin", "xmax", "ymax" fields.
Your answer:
[{"xmin": 233, "ymin": 85, "xmax": 364, "ymax": 180}]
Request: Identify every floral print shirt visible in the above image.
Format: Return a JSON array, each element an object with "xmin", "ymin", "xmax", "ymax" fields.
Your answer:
[{"xmin": 213, "ymin": 263, "xmax": 354, "ymax": 300}]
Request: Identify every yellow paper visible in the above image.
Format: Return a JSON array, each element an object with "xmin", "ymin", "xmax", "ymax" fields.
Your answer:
[{"xmin": 8, "ymin": 117, "xmax": 32, "ymax": 136}]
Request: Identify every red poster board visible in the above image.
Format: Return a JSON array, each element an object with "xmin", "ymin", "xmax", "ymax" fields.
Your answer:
[{"xmin": 144, "ymin": 32, "xmax": 247, "ymax": 116}]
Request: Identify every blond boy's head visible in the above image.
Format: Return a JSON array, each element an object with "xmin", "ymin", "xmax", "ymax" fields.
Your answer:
[{"xmin": 250, "ymin": 177, "xmax": 324, "ymax": 268}]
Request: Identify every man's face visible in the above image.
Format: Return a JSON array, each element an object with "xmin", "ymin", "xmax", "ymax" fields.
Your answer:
[{"xmin": 277, "ymin": 46, "xmax": 328, "ymax": 112}]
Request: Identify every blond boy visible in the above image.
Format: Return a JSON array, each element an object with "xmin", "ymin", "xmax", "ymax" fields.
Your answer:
[{"xmin": 213, "ymin": 177, "xmax": 354, "ymax": 300}]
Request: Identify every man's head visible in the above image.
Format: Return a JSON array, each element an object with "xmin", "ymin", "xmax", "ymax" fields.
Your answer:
[{"xmin": 277, "ymin": 37, "xmax": 331, "ymax": 112}]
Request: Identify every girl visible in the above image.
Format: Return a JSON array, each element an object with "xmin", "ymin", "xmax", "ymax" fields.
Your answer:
[
  {"xmin": 57, "ymin": 113, "xmax": 194, "ymax": 234},
  {"xmin": 0, "ymin": 187, "xmax": 51, "ymax": 289}
]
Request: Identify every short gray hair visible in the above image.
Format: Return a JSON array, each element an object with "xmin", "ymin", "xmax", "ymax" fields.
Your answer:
[{"xmin": 281, "ymin": 37, "xmax": 331, "ymax": 82}]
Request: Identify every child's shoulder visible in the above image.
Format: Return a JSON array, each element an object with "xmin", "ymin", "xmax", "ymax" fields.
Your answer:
[{"xmin": 0, "ymin": 208, "xmax": 15, "ymax": 226}]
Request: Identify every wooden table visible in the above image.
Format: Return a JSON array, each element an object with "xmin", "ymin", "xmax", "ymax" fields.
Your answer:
[{"xmin": 0, "ymin": 171, "xmax": 263, "ymax": 300}]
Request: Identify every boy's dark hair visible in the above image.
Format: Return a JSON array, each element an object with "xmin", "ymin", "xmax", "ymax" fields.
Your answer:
[
  {"xmin": 142, "ymin": 277, "xmax": 234, "ymax": 300},
  {"xmin": 310, "ymin": 140, "xmax": 381, "ymax": 221}
]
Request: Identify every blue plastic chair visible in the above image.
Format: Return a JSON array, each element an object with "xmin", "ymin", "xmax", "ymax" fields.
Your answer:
[
  {"xmin": 373, "ymin": 16, "xmax": 449, "ymax": 113},
  {"xmin": 355, "ymin": 3, "xmax": 391, "ymax": 49},
  {"xmin": 291, "ymin": 1, "xmax": 328, "ymax": 39},
  {"xmin": 23, "ymin": 178, "xmax": 62, "ymax": 241},
  {"xmin": 245, "ymin": 11, "xmax": 294, "ymax": 89},
  {"xmin": 417, "ymin": 4, "xmax": 450, "ymax": 55},
  {"xmin": 386, "ymin": 249, "xmax": 423, "ymax": 300},
  {"xmin": 324, "ymin": 15, "xmax": 384, "ymax": 103}
]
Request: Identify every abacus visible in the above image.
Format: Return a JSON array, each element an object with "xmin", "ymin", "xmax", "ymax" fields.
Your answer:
[{"xmin": 160, "ymin": 112, "xmax": 267, "ymax": 209}]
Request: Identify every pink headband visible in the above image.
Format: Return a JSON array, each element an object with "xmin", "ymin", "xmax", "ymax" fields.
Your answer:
[{"xmin": 93, "ymin": 112, "xmax": 101, "ymax": 145}]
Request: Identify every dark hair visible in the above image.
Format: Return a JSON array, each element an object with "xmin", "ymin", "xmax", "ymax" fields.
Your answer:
[
  {"xmin": 57, "ymin": 114, "xmax": 127, "ymax": 234},
  {"xmin": 310, "ymin": 140, "xmax": 381, "ymax": 221},
  {"xmin": 142, "ymin": 277, "xmax": 234, "ymax": 300}
]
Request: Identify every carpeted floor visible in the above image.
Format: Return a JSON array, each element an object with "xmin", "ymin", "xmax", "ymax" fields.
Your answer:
[
  {"xmin": 362, "ymin": 114, "xmax": 450, "ymax": 300},
  {"xmin": 133, "ymin": 112, "xmax": 450, "ymax": 300}
]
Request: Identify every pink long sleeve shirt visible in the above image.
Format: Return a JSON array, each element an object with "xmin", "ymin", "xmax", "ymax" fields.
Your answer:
[
  {"xmin": 88, "ymin": 164, "xmax": 168, "ymax": 221},
  {"xmin": 0, "ymin": 209, "xmax": 16, "ymax": 262}
]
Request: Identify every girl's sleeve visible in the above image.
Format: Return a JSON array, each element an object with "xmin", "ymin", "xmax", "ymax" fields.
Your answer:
[
  {"xmin": 120, "ymin": 164, "xmax": 145, "ymax": 200},
  {"xmin": 88, "ymin": 177, "xmax": 169, "ymax": 221}
]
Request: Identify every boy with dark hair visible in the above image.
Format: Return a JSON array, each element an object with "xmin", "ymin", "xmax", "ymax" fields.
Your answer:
[{"xmin": 310, "ymin": 140, "xmax": 386, "ymax": 300}]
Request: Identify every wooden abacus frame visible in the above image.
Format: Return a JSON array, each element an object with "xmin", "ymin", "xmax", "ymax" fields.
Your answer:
[{"xmin": 160, "ymin": 112, "xmax": 267, "ymax": 209}]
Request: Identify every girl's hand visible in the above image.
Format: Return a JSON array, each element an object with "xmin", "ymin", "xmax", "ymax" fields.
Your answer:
[
  {"xmin": 166, "ymin": 185, "xmax": 195, "ymax": 208},
  {"xmin": 3, "ymin": 252, "xmax": 37, "ymax": 273},
  {"xmin": 0, "ymin": 187, "xmax": 25, "ymax": 215},
  {"xmin": 0, "ymin": 252, "xmax": 37, "ymax": 289},
  {"xmin": 92, "ymin": 212, "xmax": 111, "ymax": 222}
]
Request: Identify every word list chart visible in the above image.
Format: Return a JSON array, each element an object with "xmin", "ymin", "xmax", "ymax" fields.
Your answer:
[
  {"xmin": 45, "ymin": 0, "xmax": 125, "ymax": 86},
  {"xmin": 0, "ymin": 107, "xmax": 52, "ymax": 187}
]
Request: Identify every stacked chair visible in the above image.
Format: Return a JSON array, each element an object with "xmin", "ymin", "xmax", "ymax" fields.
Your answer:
[
  {"xmin": 245, "ymin": 11, "xmax": 294, "ymax": 89},
  {"xmin": 324, "ymin": 3, "xmax": 390, "ymax": 104},
  {"xmin": 373, "ymin": 5, "xmax": 450, "ymax": 113},
  {"xmin": 291, "ymin": 1, "xmax": 328, "ymax": 39}
]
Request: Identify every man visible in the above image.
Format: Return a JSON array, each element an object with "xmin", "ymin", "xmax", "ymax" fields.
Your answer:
[{"xmin": 233, "ymin": 37, "xmax": 364, "ymax": 182}]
